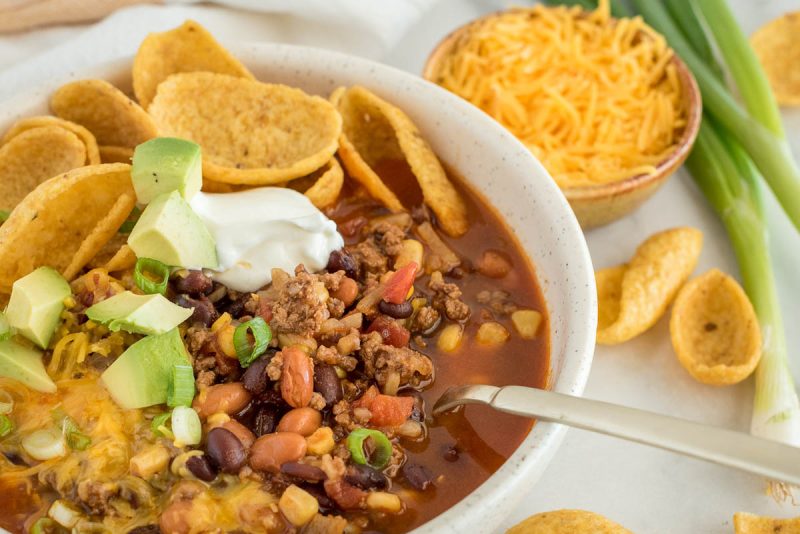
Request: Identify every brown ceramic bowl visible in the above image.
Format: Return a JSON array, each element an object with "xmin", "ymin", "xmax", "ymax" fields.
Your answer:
[{"xmin": 423, "ymin": 11, "xmax": 703, "ymax": 230}]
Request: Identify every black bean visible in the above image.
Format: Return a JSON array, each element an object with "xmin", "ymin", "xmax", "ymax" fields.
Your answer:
[
  {"xmin": 242, "ymin": 355, "xmax": 270, "ymax": 395},
  {"xmin": 281, "ymin": 462, "xmax": 328, "ymax": 482},
  {"xmin": 186, "ymin": 454, "xmax": 217, "ymax": 482},
  {"xmin": 174, "ymin": 294, "xmax": 218, "ymax": 327},
  {"xmin": 313, "ymin": 363, "xmax": 342, "ymax": 408},
  {"xmin": 127, "ymin": 526, "xmax": 160, "ymax": 534},
  {"xmin": 326, "ymin": 249, "xmax": 357, "ymax": 279},
  {"xmin": 300, "ymin": 483, "xmax": 337, "ymax": 514},
  {"xmin": 206, "ymin": 427, "xmax": 247, "ymax": 474},
  {"xmin": 253, "ymin": 405, "xmax": 280, "ymax": 436},
  {"xmin": 443, "ymin": 444, "xmax": 460, "ymax": 462},
  {"xmin": 174, "ymin": 270, "xmax": 213, "ymax": 296},
  {"xmin": 378, "ymin": 299, "xmax": 413, "ymax": 319},
  {"xmin": 403, "ymin": 463, "xmax": 435, "ymax": 491},
  {"xmin": 345, "ymin": 464, "xmax": 388, "ymax": 490},
  {"xmin": 222, "ymin": 293, "xmax": 253, "ymax": 318}
]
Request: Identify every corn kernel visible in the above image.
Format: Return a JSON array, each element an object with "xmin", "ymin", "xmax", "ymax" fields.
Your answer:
[
  {"xmin": 395, "ymin": 239, "xmax": 424, "ymax": 270},
  {"xmin": 130, "ymin": 445, "xmax": 170, "ymax": 479},
  {"xmin": 279, "ymin": 484, "xmax": 319, "ymax": 526},
  {"xmin": 511, "ymin": 309, "xmax": 542, "ymax": 339},
  {"xmin": 211, "ymin": 312, "xmax": 232, "ymax": 333},
  {"xmin": 476, "ymin": 321, "xmax": 510, "ymax": 346},
  {"xmin": 216, "ymin": 324, "xmax": 237, "ymax": 359},
  {"xmin": 206, "ymin": 413, "xmax": 231, "ymax": 428},
  {"xmin": 437, "ymin": 324, "xmax": 463, "ymax": 352},
  {"xmin": 366, "ymin": 491, "xmax": 403, "ymax": 513},
  {"xmin": 306, "ymin": 427, "xmax": 335, "ymax": 456}
]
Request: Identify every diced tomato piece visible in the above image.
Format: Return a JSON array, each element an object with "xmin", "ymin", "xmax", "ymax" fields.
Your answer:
[
  {"xmin": 355, "ymin": 386, "xmax": 414, "ymax": 427},
  {"xmin": 367, "ymin": 316, "xmax": 410, "ymax": 348},
  {"xmin": 324, "ymin": 479, "xmax": 366, "ymax": 509},
  {"xmin": 382, "ymin": 261, "xmax": 419, "ymax": 304},
  {"xmin": 257, "ymin": 298, "xmax": 273, "ymax": 323}
]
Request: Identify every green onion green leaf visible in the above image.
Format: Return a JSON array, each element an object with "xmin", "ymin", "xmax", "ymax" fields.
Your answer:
[
  {"xmin": 0, "ymin": 414, "xmax": 13, "ymax": 437},
  {"xmin": 31, "ymin": 517, "xmax": 67, "ymax": 534},
  {"xmin": 151, "ymin": 412, "xmax": 173, "ymax": 439},
  {"xmin": 167, "ymin": 364, "xmax": 195, "ymax": 408},
  {"xmin": 61, "ymin": 415, "xmax": 91, "ymax": 451},
  {"xmin": 233, "ymin": 317, "xmax": 271, "ymax": 368},
  {"xmin": 134, "ymin": 257, "xmax": 170, "ymax": 295},
  {"xmin": 346, "ymin": 428, "xmax": 393, "ymax": 470}
]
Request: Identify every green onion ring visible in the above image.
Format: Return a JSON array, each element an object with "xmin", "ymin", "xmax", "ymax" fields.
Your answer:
[
  {"xmin": 346, "ymin": 428, "xmax": 392, "ymax": 469},
  {"xmin": 0, "ymin": 414, "xmax": 13, "ymax": 438},
  {"xmin": 167, "ymin": 364, "xmax": 195, "ymax": 408},
  {"xmin": 134, "ymin": 257, "xmax": 170, "ymax": 295},
  {"xmin": 151, "ymin": 412, "xmax": 173, "ymax": 439},
  {"xmin": 233, "ymin": 317, "xmax": 271, "ymax": 368}
]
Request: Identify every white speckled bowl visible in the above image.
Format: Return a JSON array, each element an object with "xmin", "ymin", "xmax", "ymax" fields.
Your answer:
[{"xmin": 0, "ymin": 44, "xmax": 596, "ymax": 533}]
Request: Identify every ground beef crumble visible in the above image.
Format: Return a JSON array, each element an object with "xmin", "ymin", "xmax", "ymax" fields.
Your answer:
[
  {"xmin": 316, "ymin": 344, "xmax": 358, "ymax": 372},
  {"xmin": 476, "ymin": 289, "xmax": 518, "ymax": 316},
  {"xmin": 359, "ymin": 332, "xmax": 433, "ymax": 388},
  {"xmin": 348, "ymin": 222, "xmax": 406, "ymax": 282},
  {"xmin": 270, "ymin": 265, "xmax": 331, "ymax": 336},
  {"xmin": 428, "ymin": 270, "xmax": 471, "ymax": 321}
]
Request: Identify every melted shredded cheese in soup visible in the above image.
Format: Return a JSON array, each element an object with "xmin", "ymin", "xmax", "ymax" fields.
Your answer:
[{"xmin": 431, "ymin": 0, "xmax": 687, "ymax": 187}]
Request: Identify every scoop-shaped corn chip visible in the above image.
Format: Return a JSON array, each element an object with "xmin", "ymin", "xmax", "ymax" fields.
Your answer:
[
  {"xmin": 596, "ymin": 265, "xmax": 627, "ymax": 331},
  {"xmin": 0, "ymin": 163, "xmax": 134, "ymax": 292},
  {"xmin": 302, "ymin": 158, "xmax": 344, "ymax": 209},
  {"xmin": 751, "ymin": 13, "xmax": 800, "ymax": 106},
  {"xmin": 670, "ymin": 269, "xmax": 761, "ymax": 385},
  {"xmin": 508, "ymin": 510, "xmax": 632, "ymax": 534},
  {"xmin": 734, "ymin": 512, "xmax": 800, "ymax": 534},
  {"xmin": 133, "ymin": 20, "xmax": 254, "ymax": 110},
  {"xmin": 149, "ymin": 72, "xmax": 341, "ymax": 185},
  {"xmin": 2, "ymin": 115, "xmax": 100, "ymax": 165},
  {"xmin": 103, "ymin": 245, "xmax": 137, "ymax": 273},
  {"xmin": 333, "ymin": 85, "xmax": 468, "ymax": 237},
  {"xmin": 50, "ymin": 79, "xmax": 157, "ymax": 147},
  {"xmin": 596, "ymin": 227, "xmax": 703, "ymax": 345},
  {"xmin": 99, "ymin": 145, "xmax": 133, "ymax": 164},
  {"xmin": 0, "ymin": 126, "xmax": 86, "ymax": 211}
]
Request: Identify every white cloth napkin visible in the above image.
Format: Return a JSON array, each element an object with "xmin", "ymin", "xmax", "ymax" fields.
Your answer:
[{"xmin": 0, "ymin": 0, "xmax": 439, "ymax": 72}]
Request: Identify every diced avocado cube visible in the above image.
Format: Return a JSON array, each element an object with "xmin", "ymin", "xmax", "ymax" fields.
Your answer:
[
  {"xmin": 86, "ymin": 291, "xmax": 193, "ymax": 335},
  {"xmin": 100, "ymin": 328, "xmax": 191, "ymax": 409},
  {"xmin": 6, "ymin": 267, "xmax": 71, "ymax": 348},
  {"xmin": 132, "ymin": 138, "xmax": 202, "ymax": 204},
  {"xmin": 0, "ymin": 339, "xmax": 57, "ymax": 393},
  {"xmin": 127, "ymin": 190, "xmax": 218, "ymax": 269}
]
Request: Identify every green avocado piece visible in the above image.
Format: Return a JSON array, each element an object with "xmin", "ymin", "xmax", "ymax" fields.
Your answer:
[
  {"xmin": 132, "ymin": 138, "xmax": 202, "ymax": 204},
  {"xmin": 86, "ymin": 291, "xmax": 193, "ymax": 335},
  {"xmin": 5, "ymin": 267, "xmax": 71, "ymax": 348},
  {"xmin": 127, "ymin": 190, "xmax": 218, "ymax": 269},
  {"xmin": 0, "ymin": 339, "xmax": 57, "ymax": 393},
  {"xmin": 100, "ymin": 328, "xmax": 191, "ymax": 409}
]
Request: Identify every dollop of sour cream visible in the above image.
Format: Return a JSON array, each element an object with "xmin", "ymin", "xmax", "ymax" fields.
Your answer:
[{"xmin": 190, "ymin": 187, "xmax": 343, "ymax": 292}]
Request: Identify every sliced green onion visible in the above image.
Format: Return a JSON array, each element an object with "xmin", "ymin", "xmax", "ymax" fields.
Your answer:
[
  {"xmin": 134, "ymin": 257, "xmax": 170, "ymax": 295},
  {"xmin": 0, "ymin": 414, "xmax": 13, "ymax": 437},
  {"xmin": 171, "ymin": 406, "xmax": 201, "ymax": 447},
  {"xmin": 48, "ymin": 499, "xmax": 83, "ymax": 529},
  {"xmin": 151, "ymin": 412, "xmax": 174, "ymax": 439},
  {"xmin": 233, "ymin": 317, "xmax": 271, "ymax": 368},
  {"xmin": 0, "ymin": 389, "xmax": 13, "ymax": 415},
  {"xmin": 31, "ymin": 517, "xmax": 67, "ymax": 534},
  {"xmin": 22, "ymin": 428, "xmax": 66, "ymax": 460},
  {"xmin": 0, "ymin": 311, "xmax": 11, "ymax": 342},
  {"xmin": 346, "ymin": 428, "xmax": 392, "ymax": 469},
  {"xmin": 0, "ymin": 209, "xmax": 9, "ymax": 222},
  {"xmin": 60, "ymin": 415, "xmax": 91, "ymax": 451},
  {"xmin": 167, "ymin": 364, "xmax": 196, "ymax": 408}
]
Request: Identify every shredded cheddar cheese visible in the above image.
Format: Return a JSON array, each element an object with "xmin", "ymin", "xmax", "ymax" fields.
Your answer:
[{"xmin": 430, "ymin": 0, "xmax": 687, "ymax": 188}]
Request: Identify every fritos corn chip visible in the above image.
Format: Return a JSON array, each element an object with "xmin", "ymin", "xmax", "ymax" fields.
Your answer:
[
  {"xmin": 334, "ymin": 85, "xmax": 468, "ymax": 237},
  {"xmin": 149, "ymin": 72, "xmax": 341, "ymax": 185},
  {"xmin": 50, "ymin": 79, "xmax": 157, "ymax": 147},
  {"xmin": 670, "ymin": 269, "xmax": 761, "ymax": 385},
  {"xmin": 751, "ymin": 12, "xmax": 800, "ymax": 106},
  {"xmin": 596, "ymin": 265, "xmax": 627, "ymax": 332},
  {"xmin": 596, "ymin": 227, "xmax": 703, "ymax": 345},
  {"xmin": 2, "ymin": 115, "xmax": 100, "ymax": 165},
  {"xmin": 133, "ymin": 20, "xmax": 254, "ymax": 109},
  {"xmin": 303, "ymin": 158, "xmax": 344, "ymax": 209},
  {"xmin": 507, "ymin": 510, "xmax": 632, "ymax": 534},
  {"xmin": 734, "ymin": 512, "xmax": 800, "ymax": 534},
  {"xmin": 0, "ymin": 163, "xmax": 135, "ymax": 292},
  {"xmin": 98, "ymin": 145, "xmax": 133, "ymax": 164},
  {"xmin": 0, "ymin": 126, "xmax": 86, "ymax": 212}
]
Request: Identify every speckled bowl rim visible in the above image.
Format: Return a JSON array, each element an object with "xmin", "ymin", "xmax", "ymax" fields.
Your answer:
[{"xmin": 0, "ymin": 43, "xmax": 597, "ymax": 534}]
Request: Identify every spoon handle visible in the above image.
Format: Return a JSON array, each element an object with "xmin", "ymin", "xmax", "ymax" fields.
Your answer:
[{"xmin": 446, "ymin": 384, "xmax": 800, "ymax": 486}]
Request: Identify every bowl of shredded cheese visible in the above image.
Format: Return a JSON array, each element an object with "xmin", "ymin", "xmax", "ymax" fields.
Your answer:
[{"xmin": 423, "ymin": 0, "xmax": 702, "ymax": 229}]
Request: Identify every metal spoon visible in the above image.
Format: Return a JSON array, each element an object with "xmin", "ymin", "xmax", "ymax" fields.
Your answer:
[{"xmin": 433, "ymin": 384, "xmax": 800, "ymax": 485}]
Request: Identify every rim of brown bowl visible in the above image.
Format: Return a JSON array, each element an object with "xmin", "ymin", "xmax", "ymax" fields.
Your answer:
[{"xmin": 422, "ymin": 10, "xmax": 703, "ymax": 205}]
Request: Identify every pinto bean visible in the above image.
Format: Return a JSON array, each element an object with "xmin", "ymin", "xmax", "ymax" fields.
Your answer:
[
  {"xmin": 159, "ymin": 500, "xmax": 193, "ymax": 534},
  {"xmin": 280, "ymin": 347, "xmax": 313, "ymax": 408},
  {"xmin": 241, "ymin": 355, "xmax": 270, "ymax": 395},
  {"xmin": 206, "ymin": 427, "xmax": 247, "ymax": 474},
  {"xmin": 313, "ymin": 363, "xmax": 342, "ymax": 408},
  {"xmin": 193, "ymin": 383, "xmax": 252, "ymax": 419},
  {"xmin": 220, "ymin": 419, "xmax": 256, "ymax": 448},
  {"xmin": 249, "ymin": 432, "xmax": 307, "ymax": 473},
  {"xmin": 276, "ymin": 407, "xmax": 321, "ymax": 436},
  {"xmin": 332, "ymin": 277, "xmax": 359, "ymax": 307}
]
